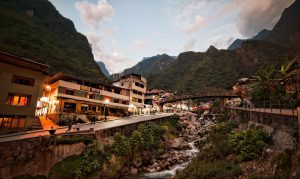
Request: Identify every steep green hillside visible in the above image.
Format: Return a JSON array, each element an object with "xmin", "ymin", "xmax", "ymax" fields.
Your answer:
[
  {"xmin": 0, "ymin": 0, "xmax": 106, "ymax": 80},
  {"xmin": 148, "ymin": 41, "xmax": 296, "ymax": 93},
  {"xmin": 122, "ymin": 54, "xmax": 175, "ymax": 77}
]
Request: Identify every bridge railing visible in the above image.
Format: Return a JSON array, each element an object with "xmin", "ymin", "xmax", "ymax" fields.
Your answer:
[
  {"xmin": 229, "ymin": 100, "xmax": 299, "ymax": 116},
  {"xmin": 159, "ymin": 91, "xmax": 236, "ymax": 103}
]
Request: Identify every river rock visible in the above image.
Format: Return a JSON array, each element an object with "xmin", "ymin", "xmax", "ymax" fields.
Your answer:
[{"xmin": 130, "ymin": 168, "xmax": 139, "ymax": 175}]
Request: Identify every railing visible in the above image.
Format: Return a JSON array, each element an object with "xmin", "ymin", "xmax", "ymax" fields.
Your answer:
[
  {"xmin": 227, "ymin": 100, "xmax": 299, "ymax": 116},
  {"xmin": 160, "ymin": 91, "xmax": 237, "ymax": 103}
]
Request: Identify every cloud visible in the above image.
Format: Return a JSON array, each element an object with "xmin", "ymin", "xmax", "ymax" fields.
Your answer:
[
  {"xmin": 208, "ymin": 23, "xmax": 241, "ymax": 49},
  {"xmin": 75, "ymin": 0, "xmax": 114, "ymax": 28},
  {"xmin": 183, "ymin": 16, "xmax": 206, "ymax": 33},
  {"xmin": 219, "ymin": 0, "xmax": 294, "ymax": 37},
  {"xmin": 182, "ymin": 38, "xmax": 197, "ymax": 51},
  {"xmin": 132, "ymin": 40, "xmax": 148, "ymax": 49},
  {"xmin": 86, "ymin": 32, "xmax": 136, "ymax": 74},
  {"xmin": 167, "ymin": 0, "xmax": 220, "ymax": 34}
]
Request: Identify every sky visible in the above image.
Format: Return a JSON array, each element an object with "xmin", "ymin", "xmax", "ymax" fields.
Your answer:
[{"xmin": 49, "ymin": 0, "xmax": 295, "ymax": 74}]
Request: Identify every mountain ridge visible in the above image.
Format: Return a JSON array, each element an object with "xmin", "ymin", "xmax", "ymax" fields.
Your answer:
[{"xmin": 0, "ymin": 0, "xmax": 106, "ymax": 80}]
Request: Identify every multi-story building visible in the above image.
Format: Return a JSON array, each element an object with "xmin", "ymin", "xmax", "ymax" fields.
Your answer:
[
  {"xmin": 0, "ymin": 51, "xmax": 49, "ymax": 131},
  {"xmin": 37, "ymin": 73, "xmax": 130, "ymax": 118},
  {"xmin": 112, "ymin": 74, "xmax": 147, "ymax": 114}
]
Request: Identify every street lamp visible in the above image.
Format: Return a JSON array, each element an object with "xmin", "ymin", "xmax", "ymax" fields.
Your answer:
[{"xmin": 104, "ymin": 99, "xmax": 109, "ymax": 122}]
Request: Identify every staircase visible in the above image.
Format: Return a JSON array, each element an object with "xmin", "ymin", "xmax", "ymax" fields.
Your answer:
[{"xmin": 31, "ymin": 117, "xmax": 43, "ymax": 130}]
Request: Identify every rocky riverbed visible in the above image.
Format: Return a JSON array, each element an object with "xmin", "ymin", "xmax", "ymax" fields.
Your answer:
[{"xmin": 136, "ymin": 111, "xmax": 217, "ymax": 178}]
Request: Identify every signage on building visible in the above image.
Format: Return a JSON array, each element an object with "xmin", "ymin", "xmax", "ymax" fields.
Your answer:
[{"xmin": 80, "ymin": 86, "xmax": 91, "ymax": 91}]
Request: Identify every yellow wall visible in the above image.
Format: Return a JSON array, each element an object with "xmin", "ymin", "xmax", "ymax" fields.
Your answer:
[{"xmin": 0, "ymin": 62, "xmax": 46, "ymax": 127}]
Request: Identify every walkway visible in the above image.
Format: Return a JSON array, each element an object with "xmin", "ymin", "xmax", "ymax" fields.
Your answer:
[
  {"xmin": 0, "ymin": 113, "xmax": 173, "ymax": 143},
  {"xmin": 39, "ymin": 116, "xmax": 59, "ymax": 130},
  {"xmin": 227, "ymin": 106, "xmax": 298, "ymax": 116}
]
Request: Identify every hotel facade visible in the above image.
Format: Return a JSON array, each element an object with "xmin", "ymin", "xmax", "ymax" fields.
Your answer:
[
  {"xmin": 112, "ymin": 74, "xmax": 147, "ymax": 114},
  {"xmin": 0, "ymin": 51, "xmax": 49, "ymax": 131},
  {"xmin": 37, "ymin": 73, "xmax": 131, "ymax": 119}
]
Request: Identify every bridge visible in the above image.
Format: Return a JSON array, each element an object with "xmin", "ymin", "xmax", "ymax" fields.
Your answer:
[{"xmin": 159, "ymin": 91, "xmax": 238, "ymax": 104}]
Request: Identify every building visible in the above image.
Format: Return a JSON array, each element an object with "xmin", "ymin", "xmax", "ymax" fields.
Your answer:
[
  {"xmin": 112, "ymin": 74, "xmax": 147, "ymax": 114},
  {"xmin": 37, "ymin": 73, "xmax": 130, "ymax": 121},
  {"xmin": 0, "ymin": 51, "xmax": 49, "ymax": 131}
]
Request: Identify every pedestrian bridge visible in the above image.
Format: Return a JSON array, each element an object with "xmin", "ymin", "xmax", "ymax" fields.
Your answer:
[{"xmin": 159, "ymin": 91, "xmax": 238, "ymax": 104}]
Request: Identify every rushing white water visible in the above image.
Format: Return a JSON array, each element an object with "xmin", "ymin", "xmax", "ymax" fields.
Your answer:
[{"xmin": 142, "ymin": 142, "xmax": 199, "ymax": 179}]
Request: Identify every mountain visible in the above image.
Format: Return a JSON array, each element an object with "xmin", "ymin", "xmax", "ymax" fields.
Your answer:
[
  {"xmin": 228, "ymin": 0, "xmax": 300, "ymax": 50},
  {"xmin": 267, "ymin": 0, "xmax": 300, "ymax": 49},
  {"xmin": 120, "ymin": 54, "xmax": 175, "ymax": 77},
  {"xmin": 0, "ymin": 0, "xmax": 106, "ymax": 80},
  {"xmin": 228, "ymin": 39, "xmax": 246, "ymax": 51},
  {"xmin": 228, "ymin": 29, "xmax": 271, "ymax": 50},
  {"xmin": 97, "ymin": 61, "xmax": 110, "ymax": 77},
  {"xmin": 148, "ymin": 41, "xmax": 296, "ymax": 93}
]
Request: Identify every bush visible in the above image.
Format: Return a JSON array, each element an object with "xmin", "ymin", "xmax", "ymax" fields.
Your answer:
[
  {"xmin": 138, "ymin": 123, "xmax": 164, "ymax": 150},
  {"xmin": 229, "ymin": 129, "xmax": 271, "ymax": 161},
  {"xmin": 175, "ymin": 160, "xmax": 242, "ymax": 179},
  {"xmin": 74, "ymin": 140, "xmax": 102, "ymax": 178},
  {"xmin": 112, "ymin": 132, "xmax": 131, "ymax": 156},
  {"xmin": 130, "ymin": 131, "xmax": 143, "ymax": 152},
  {"xmin": 55, "ymin": 136, "xmax": 94, "ymax": 145}
]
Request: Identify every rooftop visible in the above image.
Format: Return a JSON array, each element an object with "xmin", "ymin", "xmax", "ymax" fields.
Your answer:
[{"xmin": 0, "ymin": 51, "xmax": 50, "ymax": 74}]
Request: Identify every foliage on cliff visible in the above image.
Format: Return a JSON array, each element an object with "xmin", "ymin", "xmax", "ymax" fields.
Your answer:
[
  {"xmin": 148, "ymin": 41, "xmax": 295, "ymax": 93},
  {"xmin": 0, "ymin": 0, "xmax": 106, "ymax": 80},
  {"xmin": 176, "ymin": 119, "xmax": 272, "ymax": 179}
]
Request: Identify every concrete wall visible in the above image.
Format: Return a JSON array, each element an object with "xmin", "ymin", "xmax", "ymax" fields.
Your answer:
[{"xmin": 227, "ymin": 108, "xmax": 298, "ymax": 150}]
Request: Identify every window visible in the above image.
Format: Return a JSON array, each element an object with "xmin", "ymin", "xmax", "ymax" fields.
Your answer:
[
  {"xmin": 12, "ymin": 75, "xmax": 34, "ymax": 86},
  {"xmin": 134, "ymin": 82, "xmax": 144, "ymax": 88},
  {"xmin": 6, "ymin": 93, "xmax": 31, "ymax": 106},
  {"xmin": 65, "ymin": 89, "xmax": 75, "ymax": 95},
  {"xmin": 88, "ymin": 93, "xmax": 95, "ymax": 99},
  {"xmin": 132, "ymin": 97, "xmax": 142, "ymax": 103},
  {"xmin": 113, "ymin": 99, "xmax": 119, "ymax": 103},
  {"xmin": 133, "ymin": 90, "xmax": 143, "ymax": 95},
  {"xmin": 122, "ymin": 100, "xmax": 128, "ymax": 105}
]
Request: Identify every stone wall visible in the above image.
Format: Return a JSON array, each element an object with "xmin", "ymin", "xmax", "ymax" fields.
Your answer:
[
  {"xmin": 0, "ymin": 136, "xmax": 86, "ymax": 179},
  {"xmin": 227, "ymin": 108, "xmax": 298, "ymax": 150}
]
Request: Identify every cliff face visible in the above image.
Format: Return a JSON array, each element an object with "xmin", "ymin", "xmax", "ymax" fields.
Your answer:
[
  {"xmin": 0, "ymin": 0, "xmax": 106, "ymax": 80},
  {"xmin": 119, "ymin": 54, "xmax": 175, "ymax": 78},
  {"xmin": 228, "ymin": 0, "xmax": 300, "ymax": 50},
  {"xmin": 266, "ymin": 0, "xmax": 300, "ymax": 49},
  {"xmin": 148, "ymin": 41, "xmax": 296, "ymax": 93}
]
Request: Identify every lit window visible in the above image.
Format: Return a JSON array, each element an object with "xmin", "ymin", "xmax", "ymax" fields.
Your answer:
[{"xmin": 6, "ymin": 93, "xmax": 31, "ymax": 106}]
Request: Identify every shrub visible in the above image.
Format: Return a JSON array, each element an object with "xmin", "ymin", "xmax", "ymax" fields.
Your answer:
[
  {"xmin": 229, "ymin": 129, "xmax": 271, "ymax": 161},
  {"xmin": 175, "ymin": 160, "xmax": 242, "ymax": 179},
  {"xmin": 138, "ymin": 123, "xmax": 164, "ymax": 150},
  {"xmin": 74, "ymin": 140, "xmax": 102, "ymax": 178},
  {"xmin": 130, "ymin": 131, "xmax": 143, "ymax": 152},
  {"xmin": 112, "ymin": 132, "xmax": 131, "ymax": 156}
]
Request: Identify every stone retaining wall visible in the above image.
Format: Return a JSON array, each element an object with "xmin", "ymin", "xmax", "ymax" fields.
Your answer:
[
  {"xmin": 0, "ymin": 136, "xmax": 86, "ymax": 179},
  {"xmin": 227, "ymin": 108, "xmax": 298, "ymax": 150}
]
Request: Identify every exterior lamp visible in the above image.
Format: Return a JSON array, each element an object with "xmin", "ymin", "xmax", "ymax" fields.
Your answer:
[
  {"xmin": 45, "ymin": 85, "xmax": 51, "ymax": 92},
  {"xmin": 104, "ymin": 99, "xmax": 110, "ymax": 122}
]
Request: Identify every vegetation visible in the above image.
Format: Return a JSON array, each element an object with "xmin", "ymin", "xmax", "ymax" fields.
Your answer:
[
  {"xmin": 176, "ymin": 118, "xmax": 272, "ymax": 179},
  {"xmin": 0, "ymin": 0, "xmax": 106, "ymax": 80},
  {"xmin": 229, "ymin": 129, "xmax": 271, "ymax": 161},
  {"xmin": 74, "ymin": 141, "xmax": 102, "ymax": 178},
  {"xmin": 49, "ymin": 140, "xmax": 102, "ymax": 179},
  {"xmin": 176, "ymin": 120, "xmax": 241, "ymax": 179},
  {"xmin": 248, "ymin": 57, "xmax": 299, "ymax": 104},
  {"xmin": 112, "ymin": 122, "xmax": 165, "ymax": 156}
]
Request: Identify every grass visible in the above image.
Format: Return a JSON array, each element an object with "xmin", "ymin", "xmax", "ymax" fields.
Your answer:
[{"xmin": 48, "ymin": 155, "xmax": 82, "ymax": 179}]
